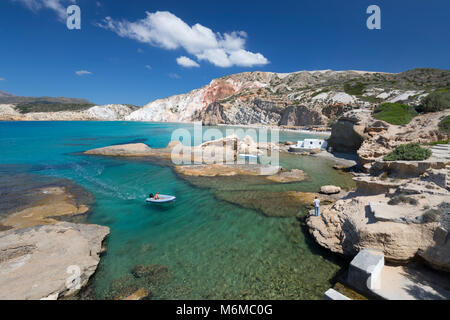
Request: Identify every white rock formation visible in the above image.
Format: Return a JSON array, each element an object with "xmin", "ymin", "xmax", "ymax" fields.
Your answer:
[
  {"xmin": 0, "ymin": 222, "xmax": 110, "ymax": 300},
  {"xmin": 0, "ymin": 104, "xmax": 136, "ymax": 121}
]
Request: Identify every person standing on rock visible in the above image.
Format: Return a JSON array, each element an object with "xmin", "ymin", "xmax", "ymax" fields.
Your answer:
[{"xmin": 313, "ymin": 197, "xmax": 320, "ymax": 216}]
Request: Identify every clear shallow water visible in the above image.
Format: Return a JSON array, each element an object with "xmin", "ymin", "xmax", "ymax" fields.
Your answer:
[{"xmin": 0, "ymin": 121, "xmax": 353, "ymax": 300}]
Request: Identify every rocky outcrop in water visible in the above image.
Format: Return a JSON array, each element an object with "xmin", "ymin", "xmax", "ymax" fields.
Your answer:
[
  {"xmin": 320, "ymin": 185, "xmax": 342, "ymax": 195},
  {"xmin": 0, "ymin": 222, "xmax": 109, "ymax": 300},
  {"xmin": 0, "ymin": 174, "xmax": 109, "ymax": 300},
  {"xmin": 85, "ymin": 135, "xmax": 279, "ymax": 165}
]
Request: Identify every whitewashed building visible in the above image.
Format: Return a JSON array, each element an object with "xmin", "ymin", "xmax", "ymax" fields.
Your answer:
[{"xmin": 289, "ymin": 139, "xmax": 328, "ymax": 152}]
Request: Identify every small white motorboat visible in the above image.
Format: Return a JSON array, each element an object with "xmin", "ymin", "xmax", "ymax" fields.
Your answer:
[{"xmin": 146, "ymin": 195, "xmax": 176, "ymax": 204}]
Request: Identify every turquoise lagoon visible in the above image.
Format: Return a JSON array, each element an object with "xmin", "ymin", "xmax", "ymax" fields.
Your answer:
[{"xmin": 0, "ymin": 121, "xmax": 354, "ymax": 300}]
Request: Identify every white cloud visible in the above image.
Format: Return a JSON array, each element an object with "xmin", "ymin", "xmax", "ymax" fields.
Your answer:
[
  {"xmin": 168, "ymin": 73, "xmax": 181, "ymax": 79},
  {"xmin": 97, "ymin": 11, "xmax": 269, "ymax": 68},
  {"xmin": 176, "ymin": 56, "xmax": 200, "ymax": 68},
  {"xmin": 12, "ymin": 0, "xmax": 76, "ymax": 21},
  {"xmin": 0, "ymin": 78, "xmax": 5, "ymax": 81},
  {"xmin": 145, "ymin": 65, "xmax": 152, "ymax": 70},
  {"xmin": 75, "ymin": 70, "xmax": 92, "ymax": 76}
]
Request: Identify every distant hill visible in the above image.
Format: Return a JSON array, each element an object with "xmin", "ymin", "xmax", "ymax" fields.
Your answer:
[
  {"xmin": 0, "ymin": 90, "xmax": 93, "ymax": 105},
  {"xmin": 0, "ymin": 90, "xmax": 15, "ymax": 98},
  {"xmin": 127, "ymin": 68, "xmax": 450, "ymax": 125}
]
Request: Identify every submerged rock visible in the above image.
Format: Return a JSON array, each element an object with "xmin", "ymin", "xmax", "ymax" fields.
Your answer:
[
  {"xmin": 0, "ymin": 186, "xmax": 89, "ymax": 229},
  {"xmin": 0, "ymin": 222, "xmax": 110, "ymax": 300},
  {"xmin": 131, "ymin": 264, "xmax": 171, "ymax": 284},
  {"xmin": 121, "ymin": 288, "xmax": 151, "ymax": 300},
  {"xmin": 216, "ymin": 190, "xmax": 321, "ymax": 217},
  {"xmin": 266, "ymin": 169, "xmax": 307, "ymax": 183}
]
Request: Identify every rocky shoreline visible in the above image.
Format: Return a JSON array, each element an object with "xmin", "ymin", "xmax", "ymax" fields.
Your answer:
[
  {"xmin": 2, "ymin": 108, "xmax": 448, "ymax": 299},
  {"xmin": 0, "ymin": 174, "xmax": 110, "ymax": 300},
  {"xmin": 305, "ymin": 107, "xmax": 450, "ymax": 299}
]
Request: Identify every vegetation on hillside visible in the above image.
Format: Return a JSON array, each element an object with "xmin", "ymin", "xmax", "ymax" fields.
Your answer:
[
  {"xmin": 383, "ymin": 143, "xmax": 432, "ymax": 161},
  {"xmin": 388, "ymin": 194, "xmax": 418, "ymax": 206},
  {"xmin": 0, "ymin": 93, "xmax": 92, "ymax": 105},
  {"xmin": 427, "ymin": 139, "xmax": 450, "ymax": 146},
  {"xmin": 418, "ymin": 89, "xmax": 450, "ymax": 112},
  {"xmin": 438, "ymin": 115, "xmax": 450, "ymax": 133},
  {"xmin": 373, "ymin": 103, "xmax": 418, "ymax": 125},
  {"xmin": 422, "ymin": 208, "xmax": 443, "ymax": 223},
  {"xmin": 344, "ymin": 82, "xmax": 366, "ymax": 96},
  {"xmin": 16, "ymin": 103, "xmax": 95, "ymax": 114}
]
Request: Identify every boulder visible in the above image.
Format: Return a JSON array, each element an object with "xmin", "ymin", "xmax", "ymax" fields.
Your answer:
[
  {"xmin": 327, "ymin": 113, "xmax": 368, "ymax": 152},
  {"xmin": 320, "ymin": 185, "xmax": 341, "ymax": 194}
]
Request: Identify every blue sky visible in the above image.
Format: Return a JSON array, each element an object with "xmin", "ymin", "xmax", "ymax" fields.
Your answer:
[{"xmin": 0, "ymin": 0, "xmax": 449, "ymax": 105}]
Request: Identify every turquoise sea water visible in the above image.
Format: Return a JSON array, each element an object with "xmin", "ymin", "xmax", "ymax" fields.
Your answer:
[{"xmin": 0, "ymin": 121, "xmax": 354, "ymax": 300}]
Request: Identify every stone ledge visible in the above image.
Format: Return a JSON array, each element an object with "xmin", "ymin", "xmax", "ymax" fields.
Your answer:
[{"xmin": 324, "ymin": 289, "xmax": 351, "ymax": 300}]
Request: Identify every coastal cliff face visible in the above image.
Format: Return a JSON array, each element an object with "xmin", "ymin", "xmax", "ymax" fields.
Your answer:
[
  {"xmin": 125, "ymin": 68, "xmax": 450, "ymax": 125},
  {"xmin": 0, "ymin": 104, "xmax": 137, "ymax": 121},
  {"xmin": 1, "ymin": 69, "xmax": 449, "ymax": 124}
]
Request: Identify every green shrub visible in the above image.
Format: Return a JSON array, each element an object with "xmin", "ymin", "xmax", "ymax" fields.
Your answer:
[
  {"xmin": 422, "ymin": 209, "xmax": 443, "ymax": 223},
  {"xmin": 360, "ymin": 95, "xmax": 382, "ymax": 103},
  {"xmin": 419, "ymin": 90, "xmax": 450, "ymax": 112},
  {"xmin": 427, "ymin": 138, "xmax": 450, "ymax": 146},
  {"xmin": 438, "ymin": 115, "xmax": 450, "ymax": 133},
  {"xmin": 380, "ymin": 172, "xmax": 389, "ymax": 181},
  {"xmin": 16, "ymin": 103, "xmax": 95, "ymax": 113},
  {"xmin": 388, "ymin": 194, "xmax": 418, "ymax": 206},
  {"xmin": 344, "ymin": 82, "xmax": 366, "ymax": 96},
  {"xmin": 311, "ymin": 88, "xmax": 330, "ymax": 98},
  {"xmin": 383, "ymin": 143, "xmax": 432, "ymax": 161},
  {"xmin": 373, "ymin": 103, "xmax": 418, "ymax": 125}
]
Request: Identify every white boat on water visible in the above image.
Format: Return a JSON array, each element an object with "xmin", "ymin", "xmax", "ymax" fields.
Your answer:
[{"xmin": 146, "ymin": 195, "xmax": 176, "ymax": 203}]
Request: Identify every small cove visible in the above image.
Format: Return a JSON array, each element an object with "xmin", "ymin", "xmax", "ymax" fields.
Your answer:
[{"xmin": 0, "ymin": 121, "xmax": 355, "ymax": 299}]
